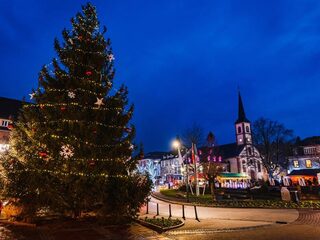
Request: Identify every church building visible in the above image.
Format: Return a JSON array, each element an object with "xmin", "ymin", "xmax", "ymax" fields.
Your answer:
[
  {"xmin": 217, "ymin": 92, "xmax": 266, "ymax": 181},
  {"xmin": 198, "ymin": 92, "xmax": 267, "ymax": 188}
]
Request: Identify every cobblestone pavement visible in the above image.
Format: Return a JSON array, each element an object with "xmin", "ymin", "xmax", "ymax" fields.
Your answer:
[
  {"xmin": 164, "ymin": 209, "xmax": 320, "ymax": 240},
  {"xmin": 0, "ymin": 222, "xmax": 172, "ymax": 240},
  {"xmin": 0, "ymin": 209, "xmax": 319, "ymax": 239},
  {"xmin": 293, "ymin": 209, "xmax": 320, "ymax": 225}
]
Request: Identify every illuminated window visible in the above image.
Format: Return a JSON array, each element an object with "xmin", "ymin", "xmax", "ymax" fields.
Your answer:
[
  {"xmin": 306, "ymin": 160, "xmax": 312, "ymax": 168},
  {"xmin": 293, "ymin": 160, "xmax": 299, "ymax": 168},
  {"xmin": 1, "ymin": 120, "xmax": 8, "ymax": 127}
]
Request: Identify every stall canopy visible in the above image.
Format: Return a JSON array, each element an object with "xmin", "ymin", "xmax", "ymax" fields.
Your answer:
[
  {"xmin": 288, "ymin": 169, "xmax": 320, "ymax": 185},
  {"xmin": 218, "ymin": 173, "xmax": 250, "ymax": 179}
]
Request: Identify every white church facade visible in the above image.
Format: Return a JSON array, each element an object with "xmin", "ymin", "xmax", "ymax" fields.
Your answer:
[{"xmin": 220, "ymin": 92, "xmax": 267, "ymax": 181}]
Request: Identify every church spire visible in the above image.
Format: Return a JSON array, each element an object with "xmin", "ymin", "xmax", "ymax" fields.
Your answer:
[{"xmin": 236, "ymin": 91, "xmax": 250, "ymax": 124}]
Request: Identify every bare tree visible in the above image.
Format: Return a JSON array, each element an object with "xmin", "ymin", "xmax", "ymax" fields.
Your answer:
[
  {"xmin": 202, "ymin": 162, "xmax": 224, "ymax": 200},
  {"xmin": 182, "ymin": 122, "xmax": 205, "ymax": 148},
  {"xmin": 252, "ymin": 118, "xmax": 294, "ymax": 179}
]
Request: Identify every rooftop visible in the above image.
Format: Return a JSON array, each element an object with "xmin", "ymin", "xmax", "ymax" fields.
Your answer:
[{"xmin": 0, "ymin": 97, "xmax": 24, "ymax": 119}]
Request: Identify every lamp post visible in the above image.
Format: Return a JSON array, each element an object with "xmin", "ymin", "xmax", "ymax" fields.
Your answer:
[{"xmin": 172, "ymin": 137, "xmax": 189, "ymax": 202}]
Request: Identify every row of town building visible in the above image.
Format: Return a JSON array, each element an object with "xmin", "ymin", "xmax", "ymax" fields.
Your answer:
[
  {"xmin": 138, "ymin": 93, "xmax": 320, "ymax": 189},
  {"xmin": 1, "ymin": 95, "xmax": 320, "ymax": 189}
]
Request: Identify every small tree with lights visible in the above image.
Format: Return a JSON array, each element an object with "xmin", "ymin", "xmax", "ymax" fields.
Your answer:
[
  {"xmin": 1, "ymin": 3, "xmax": 151, "ymax": 221},
  {"xmin": 201, "ymin": 132, "xmax": 224, "ymax": 201}
]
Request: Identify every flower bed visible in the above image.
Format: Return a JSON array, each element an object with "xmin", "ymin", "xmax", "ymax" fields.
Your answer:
[
  {"xmin": 144, "ymin": 217, "xmax": 182, "ymax": 228},
  {"xmin": 137, "ymin": 216, "xmax": 184, "ymax": 233}
]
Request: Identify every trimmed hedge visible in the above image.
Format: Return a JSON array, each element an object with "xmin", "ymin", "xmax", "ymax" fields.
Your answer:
[{"xmin": 159, "ymin": 189, "xmax": 320, "ymax": 209}]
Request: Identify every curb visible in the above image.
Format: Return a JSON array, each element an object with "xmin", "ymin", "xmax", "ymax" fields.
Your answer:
[
  {"xmin": 152, "ymin": 193, "xmax": 320, "ymax": 210},
  {"xmin": 151, "ymin": 193, "xmax": 205, "ymax": 207},
  {"xmin": 0, "ymin": 219, "xmax": 36, "ymax": 228},
  {"xmin": 165, "ymin": 223, "xmax": 274, "ymax": 235}
]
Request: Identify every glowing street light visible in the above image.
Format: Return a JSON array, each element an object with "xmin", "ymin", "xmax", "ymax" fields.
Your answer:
[{"xmin": 172, "ymin": 139, "xmax": 180, "ymax": 149}]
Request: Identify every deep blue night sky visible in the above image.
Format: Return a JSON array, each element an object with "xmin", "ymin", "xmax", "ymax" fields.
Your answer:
[{"xmin": 1, "ymin": 1, "xmax": 320, "ymax": 152}]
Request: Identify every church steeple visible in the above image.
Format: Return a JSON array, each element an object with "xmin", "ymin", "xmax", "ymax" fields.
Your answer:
[
  {"xmin": 236, "ymin": 92, "xmax": 250, "ymax": 124},
  {"xmin": 235, "ymin": 91, "xmax": 252, "ymax": 145}
]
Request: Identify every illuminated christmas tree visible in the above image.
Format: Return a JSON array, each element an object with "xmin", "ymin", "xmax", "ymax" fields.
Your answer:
[{"xmin": 2, "ymin": 3, "xmax": 151, "ymax": 220}]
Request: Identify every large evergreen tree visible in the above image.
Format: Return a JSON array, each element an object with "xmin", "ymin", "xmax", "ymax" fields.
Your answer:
[{"xmin": 2, "ymin": 3, "xmax": 151, "ymax": 220}]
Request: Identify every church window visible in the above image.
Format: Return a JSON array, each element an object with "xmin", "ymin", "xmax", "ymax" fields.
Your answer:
[
  {"xmin": 306, "ymin": 159, "xmax": 312, "ymax": 168},
  {"xmin": 242, "ymin": 160, "xmax": 246, "ymax": 172},
  {"xmin": 227, "ymin": 162, "xmax": 231, "ymax": 172},
  {"xmin": 237, "ymin": 126, "xmax": 242, "ymax": 134},
  {"xmin": 293, "ymin": 160, "xmax": 299, "ymax": 168},
  {"xmin": 246, "ymin": 126, "xmax": 250, "ymax": 133}
]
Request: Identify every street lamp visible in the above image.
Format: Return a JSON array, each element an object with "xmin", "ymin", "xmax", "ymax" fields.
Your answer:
[{"xmin": 172, "ymin": 137, "xmax": 189, "ymax": 202}]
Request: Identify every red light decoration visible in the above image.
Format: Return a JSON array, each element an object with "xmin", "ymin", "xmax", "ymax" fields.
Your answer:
[
  {"xmin": 60, "ymin": 106, "xmax": 66, "ymax": 111},
  {"xmin": 85, "ymin": 71, "xmax": 92, "ymax": 76},
  {"xmin": 39, "ymin": 152, "xmax": 47, "ymax": 158},
  {"xmin": 7, "ymin": 123, "xmax": 14, "ymax": 130},
  {"xmin": 125, "ymin": 127, "xmax": 132, "ymax": 133}
]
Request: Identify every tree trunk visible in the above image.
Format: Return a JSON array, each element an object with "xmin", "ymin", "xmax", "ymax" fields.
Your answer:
[{"xmin": 210, "ymin": 181, "xmax": 216, "ymax": 201}]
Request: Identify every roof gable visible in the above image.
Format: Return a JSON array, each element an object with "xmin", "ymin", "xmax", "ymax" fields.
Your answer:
[{"xmin": 0, "ymin": 97, "xmax": 24, "ymax": 119}]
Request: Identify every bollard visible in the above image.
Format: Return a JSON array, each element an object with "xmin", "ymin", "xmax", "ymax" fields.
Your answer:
[
  {"xmin": 146, "ymin": 200, "xmax": 149, "ymax": 214},
  {"xmin": 156, "ymin": 203, "xmax": 159, "ymax": 216},
  {"xmin": 194, "ymin": 205, "xmax": 199, "ymax": 222},
  {"xmin": 169, "ymin": 204, "xmax": 172, "ymax": 218},
  {"xmin": 182, "ymin": 205, "xmax": 185, "ymax": 220}
]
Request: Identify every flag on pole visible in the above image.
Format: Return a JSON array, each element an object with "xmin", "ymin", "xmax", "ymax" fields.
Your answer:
[{"xmin": 191, "ymin": 143, "xmax": 198, "ymax": 164}]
